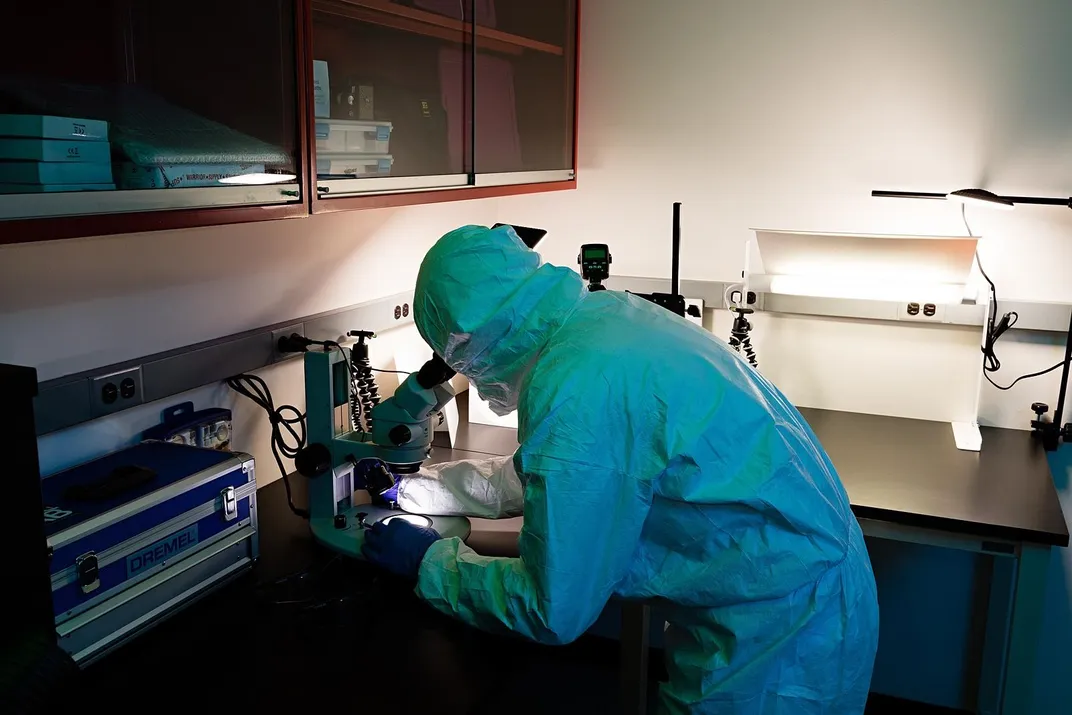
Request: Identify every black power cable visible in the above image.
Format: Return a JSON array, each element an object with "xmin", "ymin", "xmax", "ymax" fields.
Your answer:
[
  {"xmin": 227, "ymin": 339, "xmax": 411, "ymax": 516},
  {"xmin": 983, "ymin": 360, "xmax": 1069, "ymax": 391},
  {"xmin": 226, "ymin": 373, "xmax": 309, "ymax": 519},
  {"xmin": 963, "ymin": 206, "xmax": 1018, "ymax": 376},
  {"xmin": 962, "ymin": 205, "xmax": 1071, "ymax": 391}
]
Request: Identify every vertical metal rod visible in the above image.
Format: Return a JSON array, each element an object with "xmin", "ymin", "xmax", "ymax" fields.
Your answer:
[
  {"xmin": 620, "ymin": 601, "xmax": 651, "ymax": 715},
  {"xmin": 1050, "ymin": 308, "xmax": 1072, "ymax": 445},
  {"xmin": 1001, "ymin": 545, "xmax": 1051, "ymax": 713},
  {"xmin": 671, "ymin": 202, "xmax": 681, "ymax": 296},
  {"xmin": 120, "ymin": 0, "xmax": 137, "ymax": 84}
]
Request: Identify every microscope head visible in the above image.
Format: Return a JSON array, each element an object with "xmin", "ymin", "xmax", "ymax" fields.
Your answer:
[{"xmin": 368, "ymin": 355, "xmax": 456, "ymax": 472}]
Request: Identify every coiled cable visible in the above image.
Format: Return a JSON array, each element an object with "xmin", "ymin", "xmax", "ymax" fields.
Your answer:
[
  {"xmin": 226, "ymin": 373, "xmax": 309, "ymax": 519},
  {"xmin": 350, "ymin": 348, "xmax": 380, "ymax": 432},
  {"xmin": 729, "ymin": 308, "xmax": 759, "ymax": 368}
]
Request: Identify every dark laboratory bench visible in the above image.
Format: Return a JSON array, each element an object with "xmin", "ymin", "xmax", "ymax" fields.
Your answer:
[
  {"xmin": 442, "ymin": 405, "xmax": 1069, "ymax": 549},
  {"xmin": 75, "ymin": 408, "xmax": 1018, "ymax": 715},
  {"xmin": 799, "ymin": 408, "xmax": 1068, "ymax": 547},
  {"xmin": 81, "ymin": 471, "xmax": 631, "ymax": 714}
]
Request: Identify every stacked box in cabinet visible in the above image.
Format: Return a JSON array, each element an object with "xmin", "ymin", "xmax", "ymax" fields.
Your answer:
[{"xmin": 43, "ymin": 441, "xmax": 258, "ymax": 665}]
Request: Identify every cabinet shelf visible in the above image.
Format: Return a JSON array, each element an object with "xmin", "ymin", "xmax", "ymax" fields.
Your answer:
[{"xmin": 312, "ymin": 0, "xmax": 564, "ymax": 56}]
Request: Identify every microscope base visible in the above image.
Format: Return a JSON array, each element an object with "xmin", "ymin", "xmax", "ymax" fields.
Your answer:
[{"xmin": 310, "ymin": 505, "xmax": 471, "ymax": 560}]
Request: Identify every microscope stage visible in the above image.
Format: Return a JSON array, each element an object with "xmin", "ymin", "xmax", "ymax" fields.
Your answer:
[{"xmin": 310, "ymin": 504, "xmax": 471, "ymax": 560}]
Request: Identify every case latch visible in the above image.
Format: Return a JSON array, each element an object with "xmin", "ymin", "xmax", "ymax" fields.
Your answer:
[
  {"xmin": 75, "ymin": 552, "xmax": 100, "ymax": 595},
  {"xmin": 221, "ymin": 486, "xmax": 238, "ymax": 522}
]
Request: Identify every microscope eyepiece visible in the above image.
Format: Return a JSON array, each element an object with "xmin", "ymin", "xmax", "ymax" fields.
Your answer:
[{"xmin": 417, "ymin": 354, "xmax": 456, "ymax": 389}]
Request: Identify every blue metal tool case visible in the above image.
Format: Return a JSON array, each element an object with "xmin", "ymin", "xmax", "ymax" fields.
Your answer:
[{"xmin": 42, "ymin": 441, "xmax": 258, "ymax": 665}]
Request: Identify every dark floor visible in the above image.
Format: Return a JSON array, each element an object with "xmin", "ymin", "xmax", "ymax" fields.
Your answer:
[{"xmin": 865, "ymin": 694, "xmax": 969, "ymax": 714}]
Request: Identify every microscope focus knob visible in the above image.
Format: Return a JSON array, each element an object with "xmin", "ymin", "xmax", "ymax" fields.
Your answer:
[
  {"xmin": 1032, "ymin": 402, "xmax": 1050, "ymax": 418},
  {"xmin": 388, "ymin": 424, "xmax": 413, "ymax": 446},
  {"xmin": 295, "ymin": 443, "xmax": 332, "ymax": 478}
]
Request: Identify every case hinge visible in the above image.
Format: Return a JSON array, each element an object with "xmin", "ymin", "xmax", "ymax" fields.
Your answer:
[
  {"xmin": 221, "ymin": 486, "xmax": 238, "ymax": 522},
  {"xmin": 75, "ymin": 552, "xmax": 100, "ymax": 595}
]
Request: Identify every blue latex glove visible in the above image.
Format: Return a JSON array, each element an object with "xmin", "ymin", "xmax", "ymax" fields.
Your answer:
[{"xmin": 361, "ymin": 519, "xmax": 441, "ymax": 579}]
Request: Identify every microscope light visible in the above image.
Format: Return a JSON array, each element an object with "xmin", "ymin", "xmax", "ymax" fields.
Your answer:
[{"xmin": 381, "ymin": 514, "xmax": 433, "ymax": 528}]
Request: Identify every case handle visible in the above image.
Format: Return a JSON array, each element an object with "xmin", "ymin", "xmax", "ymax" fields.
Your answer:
[{"xmin": 161, "ymin": 401, "xmax": 195, "ymax": 424}]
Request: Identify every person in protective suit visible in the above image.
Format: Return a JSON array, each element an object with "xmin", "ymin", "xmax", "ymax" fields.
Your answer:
[{"xmin": 363, "ymin": 224, "xmax": 879, "ymax": 714}]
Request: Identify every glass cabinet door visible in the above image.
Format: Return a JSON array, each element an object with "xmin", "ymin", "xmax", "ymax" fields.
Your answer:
[
  {"xmin": 0, "ymin": 0, "xmax": 302, "ymax": 222},
  {"xmin": 472, "ymin": 0, "xmax": 576, "ymax": 186},
  {"xmin": 310, "ymin": 0, "xmax": 474, "ymax": 198}
]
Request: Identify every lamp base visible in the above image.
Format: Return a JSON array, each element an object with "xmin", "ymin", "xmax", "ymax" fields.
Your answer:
[
  {"xmin": 951, "ymin": 421, "xmax": 982, "ymax": 452},
  {"xmin": 1031, "ymin": 421, "xmax": 1070, "ymax": 452}
]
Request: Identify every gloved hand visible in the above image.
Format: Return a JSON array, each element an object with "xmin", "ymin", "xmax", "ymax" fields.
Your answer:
[
  {"xmin": 354, "ymin": 459, "xmax": 400, "ymax": 504},
  {"xmin": 361, "ymin": 519, "xmax": 441, "ymax": 579}
]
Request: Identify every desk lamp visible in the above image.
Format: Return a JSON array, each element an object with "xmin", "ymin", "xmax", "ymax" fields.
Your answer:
[{"xmin": 872, "ymin": 188, "xmax": 1072, "ymax": 450}]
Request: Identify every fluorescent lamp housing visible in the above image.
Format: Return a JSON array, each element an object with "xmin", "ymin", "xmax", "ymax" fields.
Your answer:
[
  {"xmin": 768, "ymin": 275, "xmax": 968, "ymax": 304},
  {"xmin": 751, "ymin": 229, "xmax": 979, "ymax": 304}
]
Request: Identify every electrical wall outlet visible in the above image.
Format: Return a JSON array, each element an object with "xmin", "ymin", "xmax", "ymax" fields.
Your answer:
[
  {"xmin": 898, "ymin": 301, "xmax": 946, "ymax": 323},
  {"xmin": 90, "ymin": 366, "xmax": 143, "ymax": 417},
  {"xmin": 271, "ymin": 323, "xmax": 306, "ymax": 363}
]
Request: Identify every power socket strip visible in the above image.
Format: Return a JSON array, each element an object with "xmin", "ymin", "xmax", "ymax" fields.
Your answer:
[{"xmin": 899, "ymin": 301, "xmax": 947, "ymax": 323}]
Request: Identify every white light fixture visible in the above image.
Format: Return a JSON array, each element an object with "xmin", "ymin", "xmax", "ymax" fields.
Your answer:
[
  {"xmin": 753, "ymin": 230, "xmax": 980, "ymax": 304},
  {"xmin": 768, "ymin": 275, "xmax": 968, "ymax": 304},
  {"xmin": 218, "ymin": 172, "xmax": 296, "ymax": 185}
]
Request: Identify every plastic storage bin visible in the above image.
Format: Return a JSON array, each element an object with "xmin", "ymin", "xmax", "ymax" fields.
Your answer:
[
  {"xmin": 315, "ymin": 119, "xmax": 393, "ymax": 154},
  {"xmin": 316, "ymin": 153, "xmax": 394, "ymax": 178}
]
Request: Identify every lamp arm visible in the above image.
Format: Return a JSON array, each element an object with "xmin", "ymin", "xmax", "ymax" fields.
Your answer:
[
  {"xmin": 872, "ymin": 189, "xmax": 1072, "ymax": 208},
  {"xmin": 1001, "ymin": 195, "xmax": 1072, "ymax": 208}
]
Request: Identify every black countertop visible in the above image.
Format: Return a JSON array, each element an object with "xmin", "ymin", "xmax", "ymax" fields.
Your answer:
[
  {"xmin": 79, "ymin": 456, "xmax": 930, "ymax": 715},
  {"xmin": 800, "ymin": 408, "xmax": 1068, "ymax": 547},
  {"xmin": 80, "ymin": 404, "xmax": 1042, "ymax": 714},
  {"xmin": 83, "ymin": 475, "xmax": 630, "ymax": 714},
  {"xmin": 435, "ymin": 405, "xmax": 1068, "ymax": 548}
]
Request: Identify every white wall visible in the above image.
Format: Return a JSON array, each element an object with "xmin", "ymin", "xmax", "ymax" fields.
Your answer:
[
  {"xmin": 498, "ymin": 0, "xmax": 1072, "ymax": 429},
  {"xmin": 1, "ymin": 203, "xmax": 495, "ymax": 381},
  {"xmin": 0, "ymin": 201, "xmax": 500, "ymax": 477}
]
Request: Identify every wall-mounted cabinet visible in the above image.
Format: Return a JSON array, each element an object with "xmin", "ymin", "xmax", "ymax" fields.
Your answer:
[
  {"xmin": 308, "ymin": 0, "xmax": 577, "ymax": 211},
  {"xmin": 0, "ymin": 0, "xmax": 307, "ymax": 243},
  {"xmin": 0, "ymin": 0, "xmax": 578, "ymax": 244}
]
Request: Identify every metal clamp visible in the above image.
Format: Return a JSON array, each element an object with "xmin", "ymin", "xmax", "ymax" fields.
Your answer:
[
  {"xmin": 75, "ymin": 552, "xmax": 100, "ymax": 595},
  {"xmin": 220, "ymin": 486, "xmax": 238, "ymax": 522}
]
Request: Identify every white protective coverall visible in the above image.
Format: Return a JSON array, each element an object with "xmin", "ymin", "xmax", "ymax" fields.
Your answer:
[{"xmin": 396, "ymin": 224, "xmax": 879, "ymax": 714}]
